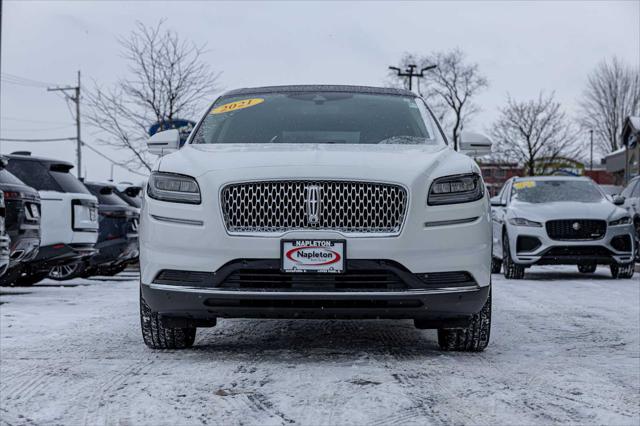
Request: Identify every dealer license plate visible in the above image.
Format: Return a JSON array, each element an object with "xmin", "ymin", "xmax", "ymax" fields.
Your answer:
[{"xmin": 281, "ymin": 240, "xmax": 346, "ymax": 273}]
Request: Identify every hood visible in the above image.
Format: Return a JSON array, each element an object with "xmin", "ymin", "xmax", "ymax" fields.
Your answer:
[
  {"xmin": 158, "ymin": 143, "xmax": 475, "ymax": 183},
  {"xmin": 510, "ymin": 199, "xmax": 628, "ymax": 222}
]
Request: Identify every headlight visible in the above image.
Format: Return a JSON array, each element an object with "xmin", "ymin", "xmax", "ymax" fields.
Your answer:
[
  {"xmin": 427, "ymin": 173, "xmax": 484, "ymax": 206},
  {"xmin": 609, "ymin": 216, "xmax": 631, "ymax": 226},
  {"xmin": 147, "ymin": 172, "xmax": 201, "ymax": 204},
  {"xmin": 508, "ymin": 217, "xmax": 542, "ymax": 227}
]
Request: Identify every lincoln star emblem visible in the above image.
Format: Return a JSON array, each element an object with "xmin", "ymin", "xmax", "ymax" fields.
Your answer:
[
  {"xmin": 572, "ymin": 222, "xmax": 581, "ymax": 231},
  {"xmin": 304, "ymin": 185, "xmax": 321, "ymax": 225}
]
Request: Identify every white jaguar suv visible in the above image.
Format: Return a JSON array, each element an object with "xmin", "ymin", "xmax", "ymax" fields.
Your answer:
[{"xmin": 139, "ymin": 85, "xmax": 494, "ymax": 351}]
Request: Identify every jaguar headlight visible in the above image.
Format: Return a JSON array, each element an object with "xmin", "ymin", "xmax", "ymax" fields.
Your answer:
[
  {"xmin": 609, "ymin": 216, "xmax": 631, "ymax": 226},
  {"xmin": 147, "ymin": 172, "xmax": 201, "ymax": 204},
  {"xmin": 508, "ymin": 217, "xmax": 542, "ymax": 227},
  {"xmin": 428, "ymin": 173, "xmax": 484, "ymax": 206}
]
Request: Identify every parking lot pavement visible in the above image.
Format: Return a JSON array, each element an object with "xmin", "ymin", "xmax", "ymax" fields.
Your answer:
[{"xmin": 0, "ymin": 266, "xmax": 638, "ymax": 426}]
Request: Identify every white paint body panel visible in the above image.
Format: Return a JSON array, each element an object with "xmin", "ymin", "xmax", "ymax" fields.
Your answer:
[
  {"xmin": 140, "ymin": 143, "xmax": 492, "ymax": 286},
  {"xmin": 38, "ymin": 191, "xmax": 99, "ymax": 247}
]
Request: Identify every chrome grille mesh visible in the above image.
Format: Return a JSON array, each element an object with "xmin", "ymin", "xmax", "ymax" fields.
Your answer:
[{"xmin": 221, "ymin": 181, "xmax": 408, "ymax": 234}]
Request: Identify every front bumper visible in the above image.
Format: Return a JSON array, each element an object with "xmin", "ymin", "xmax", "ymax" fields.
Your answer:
[{"xmin": 507, "ymin": 223, "xmax": 636, "ymax": 265}]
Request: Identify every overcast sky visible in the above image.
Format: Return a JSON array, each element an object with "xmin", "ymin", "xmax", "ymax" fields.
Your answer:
[{"xmin": 1, "ymin": 0, "xmax": 639, "ymax": 182}]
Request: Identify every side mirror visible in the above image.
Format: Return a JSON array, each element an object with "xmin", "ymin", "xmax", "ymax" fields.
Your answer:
[
  {"xmin": 459, "ymin": 132, "xmax": 493, "ymax": 157},
  {"xmin": 612, "ymin": 195, "xmax": 626, "ymax": 206},
  {"xmin": 490, "ymin": 196, "xmax": 506, "ymax": 207},
  {"xmin": 148, "ymin": 129, "xmax": 180, "ymax": 156}
]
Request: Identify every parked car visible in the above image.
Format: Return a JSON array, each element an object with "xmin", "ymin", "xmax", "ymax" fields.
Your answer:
[
  {"xmin": 114, "ymin": 183, "xmax": 142, "ymax": 209},
  {"xmin": 491, "ymin": 176, "xmax": 635, "ymax": 279},
  {"xmin": 599, "ymin": 184, "xmax": 623, "ymax": 199},
  {"xmin": 139, "ymin": 84, "xmax": 494, "ymax": 351},
  {"xmin": 620, "ymin": 175, "xmax": 640, "ymax": 261},
  {"xmin": 0, "ymin": 157, "xmax": 41, "ymax": 285},
  {"xmin": 81, "ymin": 181, "xmax": 139, "ymax": 277},
  {"xmin": 5, "ymin": 153, "xmax": 99, "ymax": 284},
  {"xmin": 0, "ymin": 191, "xmax": 10, "ymax": 278}
]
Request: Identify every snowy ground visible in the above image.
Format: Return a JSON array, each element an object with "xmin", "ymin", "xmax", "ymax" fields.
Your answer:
[{"xmin": 0, "ymin": 266, "xmax": 638, "ymax": 426}]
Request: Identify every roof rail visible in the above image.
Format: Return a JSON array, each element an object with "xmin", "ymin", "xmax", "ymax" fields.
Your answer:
[{"xmin": 10, "ymin": 151, "xmax": 31, "ymax": 156}]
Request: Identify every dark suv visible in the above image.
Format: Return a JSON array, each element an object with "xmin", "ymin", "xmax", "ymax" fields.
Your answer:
[
  {"xmin": 82, "ymin": 182, "xmax": 139, "ymax": 277},
  {"xmin": 0, "ymin": 159, "xmax": 41, "ymax": 285}
]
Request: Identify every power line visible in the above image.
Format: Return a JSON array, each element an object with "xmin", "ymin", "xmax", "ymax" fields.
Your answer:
[
  {"xmin": 0, "ymin": 137, "xmax": 76, "ymax": 142},
  {"xmin": 1, "ymin": 115, "xmax": 72, "ymax": 125},
  {"xmin": 1, "ymin": 72, "xmax": 55, "ymax": 88},
  {"xmin": 2, "ymin": 124, "xmax": 75, "ymax": 132},
  {"xmin": 80, "ymin": 140, "xmax": 148, "ymax": 177}
]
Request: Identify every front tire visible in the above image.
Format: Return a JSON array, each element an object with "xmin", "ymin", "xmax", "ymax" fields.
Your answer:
[
  {"xmin": 610, "ymin": 263, "xmax": 635, "ymax": 279},
  {"xmin": 140, "ymin": 291, "xmax": 196, "ymax": 349},
  {"xmin": 502, "ymin": 233, "xmax": 525, "ymax": 279},
  {"xmin": 438, "ymin": 290, "xmax": 491, "ymax": 352},
  {"xmin": 578, "ymin": 263, "xmax": 597, "ymax": 274}
]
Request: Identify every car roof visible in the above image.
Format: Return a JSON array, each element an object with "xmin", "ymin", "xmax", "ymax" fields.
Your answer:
[
  {"xmin": 221, "ymin": 84, "xmax": 416, "ymax": 98},
  {"xmin": 6, "ymin": 153, "xmax": 74, "ymax": 168},
  {"xmin": 84, "ymin": 181, "xmax": 116, "ymax": 189}
]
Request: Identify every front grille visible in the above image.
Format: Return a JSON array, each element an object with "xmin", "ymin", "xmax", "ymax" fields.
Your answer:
[
  {"xmin": 546, "ymin": 219, "xmax": 606, "ymax": 241},
  {"xmin": 221, "ymin": 180, "xmax": 407, "ymax": 234},
  {"xmin": 219, "ymin": 269, "xmax": 408, "ymax": 292},
  {"xmin": 542, "ymin": 246, "xmax": 613, "ymax": 257}
]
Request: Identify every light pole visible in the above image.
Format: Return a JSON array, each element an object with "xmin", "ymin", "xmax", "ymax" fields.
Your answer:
[{"xmin": 388, "ymin": 64, "xmax": 437, "ymax": 92}]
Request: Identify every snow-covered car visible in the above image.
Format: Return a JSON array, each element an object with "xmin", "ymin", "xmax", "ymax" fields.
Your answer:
[
  {"xmin": 81, "ymin": 181, "xmax": 139, "ymax": 277},
  {"xmin": 491, "ymin": 176, "xmax": 635, "ymax": 279},
  {"xmin": 139, "ymin": 85, "xmax": 494, "ymax": 351},
  {"xmin": 114, "ymin": 183, "xmax": 142, "ymax": 209},
  {"xmin": 0, "ymin": 161, "xmax": 41, "ymax": 285},
  {"xmin": 620, "ymin": 176, "xmax": 640, "ymax": 261},
  {"xmin": 5, "ymin": 153, "xmax": 99, "ymax": 285}
]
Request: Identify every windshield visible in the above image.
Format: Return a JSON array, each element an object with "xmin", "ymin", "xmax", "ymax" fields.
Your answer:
[
  {"xmin": 192, "ymin": 92, "xmax": 441, "ymax": 145},
  {"xmin": 87, "ymin": 185, "xmax": 129, "ymax": 206},
  {"xmin": 6, "ymin": 159, "xmax": 90, "ymax": 194},
  {"xmin": 511, "ymin": 180, "xmax": 604, "ymax": 203}
]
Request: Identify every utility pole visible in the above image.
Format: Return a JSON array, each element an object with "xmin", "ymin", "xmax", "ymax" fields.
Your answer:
[
  {"xmin": 48, "ymin": 71, "xmax": 82, "ymax": 177},
  {"xmin": 589, "ymin": 129, "xmax": 593, "ymax": 171},
  {"xmin": 388, "ymin": 64, "xmax": 437, "ymax": 92}
]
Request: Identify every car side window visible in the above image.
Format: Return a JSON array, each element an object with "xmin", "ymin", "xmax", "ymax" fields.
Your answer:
[
  {"xmin": 632, "ymin": 180, "xmax": 640, "ymax": 198},
  {"xmin": 500, "ymin": 180, "xmax": 512, "ymax": 205},
  {"xmin": 622, "ymin": 180, "xmax": 638, "ymax": 198}
]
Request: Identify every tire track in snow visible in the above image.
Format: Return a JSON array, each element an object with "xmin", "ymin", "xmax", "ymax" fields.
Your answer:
[{"xmin": 81, "ymin": 359, "xmax": 154, "ymax": 426}]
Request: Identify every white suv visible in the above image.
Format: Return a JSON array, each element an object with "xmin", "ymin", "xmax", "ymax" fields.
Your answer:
[
  {"xmin": 140, "ymin": 85, "xmax": 493, "ymax": 351},
  {"xmin": 6, "ymin": 153, "xmax": 99, "ymax": 284}
]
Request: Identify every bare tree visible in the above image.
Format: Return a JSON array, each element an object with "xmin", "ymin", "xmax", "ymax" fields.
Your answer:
[
  {"xmin": 86, "ymin": 21, "xmax": 220, "ymax": 171},
  {"xmin": 491, "ymin": 92, "xmax": 578, "ymax": 176},
  {"xmin": 579, "ymin": 57, "xmax": 640, "ymax": 154},
  {"xmin": 390, "ymin": 49, "xmax": 488, "ymax": 150}
]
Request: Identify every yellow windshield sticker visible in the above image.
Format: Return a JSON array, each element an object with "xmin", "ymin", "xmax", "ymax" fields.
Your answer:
[
  {"xmin": 211, "ymin": 98, "xmax": 264, "ymax": 114},
  {"xmin": 513, "ymin": 181, "xmax": 536, "ymax": 190}
]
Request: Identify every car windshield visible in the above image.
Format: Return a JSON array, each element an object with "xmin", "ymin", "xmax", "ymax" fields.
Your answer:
[
  {"xmin": 6, "ymin": 159, "xmax": 90, "ymax": 194},
  {"xmin": 511, "ymin": 180, "xmax": 604, "ymax": 203},
  {"xmin": 191, "ymin": 92, "xmax": 441, "ymax": 145}
]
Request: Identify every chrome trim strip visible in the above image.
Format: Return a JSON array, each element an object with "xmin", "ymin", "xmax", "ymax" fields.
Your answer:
[
  {"xmin": 147, "ymin": 283, "xmax": 481, "ymax": 296},
  {"xmin": 424, "ymin": 217, "xmax": 479, "ymax": 227},
  {"xmin": 151, "ymin": 215, "xmax": 204, "ymax": 226}
]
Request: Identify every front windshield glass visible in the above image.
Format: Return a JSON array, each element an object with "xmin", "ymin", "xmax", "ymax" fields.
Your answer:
[
  {"xmin": 511, "ymin": 180, "xmax": 604, "ymax": 203},
  {"xmin": 192, "ymin": 92, "xmax": 440, "ymax": 145}
]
